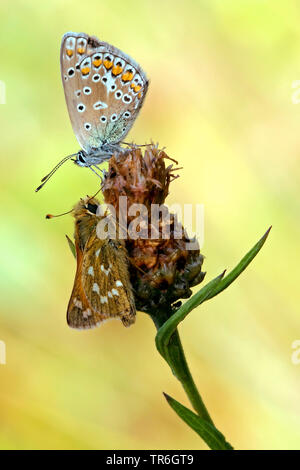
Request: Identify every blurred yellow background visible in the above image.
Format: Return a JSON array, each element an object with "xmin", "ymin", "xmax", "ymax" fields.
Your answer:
[{"xmin": 0, "ymin": 0, "xmax": 300, "ymax": 450}]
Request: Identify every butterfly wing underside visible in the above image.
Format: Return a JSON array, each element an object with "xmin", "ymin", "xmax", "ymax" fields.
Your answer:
[
  {"xmin": 82, "ymin": 233, "xmax": 136, "ymax": 327},
  {"xmin": 67, "ymin": 232, "xmax": 136, "ymax": 329},
  {"xmin": 67, "ymin": 238, "xmax": 108, "ymax": 329},
  {"xmin": 60, "ymin": 32, "xmax": 148, "ymax": 153}
]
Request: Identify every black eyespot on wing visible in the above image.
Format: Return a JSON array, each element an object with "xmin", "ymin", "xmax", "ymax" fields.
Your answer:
[{"xmin": 88, "ymin": 37, "xmax": 101, "ymax": 48}]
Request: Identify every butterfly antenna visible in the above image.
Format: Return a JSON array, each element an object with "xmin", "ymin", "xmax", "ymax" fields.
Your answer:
[
  {"xmin": 87, "ymin": 187, "xmax": 102, "ymax": 202},
  {"xmin": 35, "ymin": 153, "xmax": 77, "ymax": 192},
  {"xmin": 46, "ymin": 208, "xmax": 73, "ymax": 219}
]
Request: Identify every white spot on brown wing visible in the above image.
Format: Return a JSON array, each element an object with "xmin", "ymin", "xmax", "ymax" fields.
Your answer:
[
  {"xmin": 102, "ymin": 71, "xmax": 116, "ymax": 89},
  {"xmin": 108, "ymin": 291, "xmax": 113, "ymax": 298},
  {"xmin": 92, "ymin": 283, "xmax": 100, "ymax": 294},
  {"xmin": 93, "ymin": 100, "xmax": 108, "ymax": 110},
  {"xmin": 92, "ymin": 74, "xmax": 101, "ymax": 82},
  {"xmin": 67, "ymin": 67, "xmax": 75, "ymax": 78},
  {"xmin": 101, "ymin": 264, "xmax": 110, "ymax": 276},
  {"xmin": 77, "ymin": 37, "xmax": 87, "ymax": 55},
  {"xmin": 100, "ymin": 296, "xmax": 108, "ymax": 304},
  {"xmin": 83, "ymin": 86, "xmax": 92, "ymax": 95},
  {"xmin": 111, "ymin": 288, "xmax": 119, "ymax": 296},
  {"xmin": 87, "ymin": 266, "xmax": 94, "ymax": 276},
  {"xmin": 92, "ymin": 53, "xmax": 102, "ymax": 69},
  {"xmin": 73, "ymin": 298, "xmax": 83, "ymax": 309},
  {"xmin": 116, "ymin": 280, "xmax": 123, "ymax": 287},
  {"xmin": 82, "ymin": 308, "xmax": 92, "ymax": 319},
  {"xmin": 65, "ymin": 36, "xmax": 75, "ymax": 53},
  {"xmin": 95, "ymin": 249, "xmax": 100, "ymax": 257},
  {"xmin": 122, "ymin": 94, "xmax": 132, "ymax": 104},
  {"xmin": 77, "ymin": 103, "xmax": 86, "ymax": 113}
]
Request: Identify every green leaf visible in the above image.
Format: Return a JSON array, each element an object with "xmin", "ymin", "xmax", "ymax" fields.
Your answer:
[
  {"xmin": 156, "ymin": 272, "xmax": 225, "ymax": 358},
  {"xmin": 206, "ymin": 226, "xmax": 272, "ymax": 300},
  {"xmin": 156, "ymin": 227, "xmax": 271, "ymax": 358},
  {"xmin": 163, "ymin": 393, "xmax": 234, "ymax": 450},
  {"xmin": 66, "ymin": 235, "xmax": 76, "ymax": 259}
]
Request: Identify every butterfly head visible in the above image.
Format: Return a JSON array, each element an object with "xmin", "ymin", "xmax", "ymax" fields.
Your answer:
[
  {"xmin": 74, "ymin": 150, "xmax": 88, "ymax": 167},
  {"xmin": 72, "ymin": 197, "xmax": 103, "ymax": 250},
  {"xmin": 74, "ymin": 196, "xmax": 101, "ymax": 219}
]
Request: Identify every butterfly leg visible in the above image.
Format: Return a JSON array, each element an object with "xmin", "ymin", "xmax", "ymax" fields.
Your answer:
[
  {"xmin": 95, "ymin": 165, "xmax": 107, "ymax": 181},
  {"xmin": 89, "ymin": 165, "xmax": 103, "ymax": 179},
  {"xmin": 94, "ymin": 164, "xmax": 104, "ymax": 174},
  {"xmin": 120, "ymin": 141, "xmax": 152, "ymax": 148}
]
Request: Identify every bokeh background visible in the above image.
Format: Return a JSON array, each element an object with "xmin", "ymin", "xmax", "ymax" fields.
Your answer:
[{"xmin": 0, "ymin": 0, "xmax": 300, "ymax": 450}]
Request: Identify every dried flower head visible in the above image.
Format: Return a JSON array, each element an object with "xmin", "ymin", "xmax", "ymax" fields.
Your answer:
[{"xmin": 102, "ymin": 144, "xmax": 205, "ymax": 314}]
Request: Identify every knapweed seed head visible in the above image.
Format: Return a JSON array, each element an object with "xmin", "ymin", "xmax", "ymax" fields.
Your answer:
[{"xmin": 102, "ymin": 144, "xmax": 205, "ymax": 314}]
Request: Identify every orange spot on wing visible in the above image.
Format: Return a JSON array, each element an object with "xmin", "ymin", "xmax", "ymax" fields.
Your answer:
[
  {"xmin": 122, "ymin": 72, "xmax": 134, "ymax": 82},
  {"xmin": 81, "ymin": 67, "xmax": 90, "ymax": 75},
  {"xmin": 93, "ymin": 59, "xmax": 102, "ymax": 67},
  {"xmin": 103, "ymin": 60, "xmax": 113, "ymax": 70},
  {"xmin": 77, "ymin": 47, "xmax": 85, "ymax": 54},
  {"xmin": 112, "ymin": 65, "xmax": 123, "ymax": 76},
  {"xmin": 66, "ymin": 49, "xmax": 73, "ymax": 57},
  {"xmin": 131, "ymin": 83, "xmax": 142, "ymax": 93},
  {"xmin": 138, "ymin": 92, "xmax": 142, "ymax": 99}
]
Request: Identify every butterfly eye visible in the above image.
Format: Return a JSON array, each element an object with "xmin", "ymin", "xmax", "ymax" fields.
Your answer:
[
  {"xmin": 86, "ymin": 203, "xmax": 98, "ymax": 214},
  {"xmin": 78, "ymin": 152, "xmax": 85, "ymax": 163}
]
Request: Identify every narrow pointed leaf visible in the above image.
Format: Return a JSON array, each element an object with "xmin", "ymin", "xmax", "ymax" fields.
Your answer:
[
  {"xmin": 66, "ymin": 234, "xmax": 76, "ymax": 259},
  {"xmin": 164, "ymin": 393, "xmax": 233, "ymax": 450},
  {"xmin": 156, "ymin": 272, "xmax": 225, "ymax": 357},
  {"xmin": 207, "ymin": 226, "xmax": 272, "ymax": 300},
  {"xmin": 156, "ymin": 227, "xmax": 271, "ymax": 357}
]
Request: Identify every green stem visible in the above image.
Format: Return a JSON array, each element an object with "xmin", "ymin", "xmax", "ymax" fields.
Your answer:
[
  {"xmin": 151, "ymin": 308, "xmax": 214, "ymax": 425},
  {"xmin": 148, "ymin": 228, "xmax": 271, "ymax": 449}
]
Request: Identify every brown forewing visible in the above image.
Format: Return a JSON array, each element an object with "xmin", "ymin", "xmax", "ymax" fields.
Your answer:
[
  {"xmin": 67, "ymin": 240, "xmax": 108, "ymax": 329},
  {"xmin": 82, "ymin": 233, "xmax": 136, "ymax": 327},
  {"xmin": 67, "ymin": 196, "xmax": 136, "ymax": 329}
]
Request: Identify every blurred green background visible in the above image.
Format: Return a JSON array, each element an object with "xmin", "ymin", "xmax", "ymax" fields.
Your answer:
[{"xmin": 0, "ymin": 0, "xmax": 300, "ymax": 450}]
